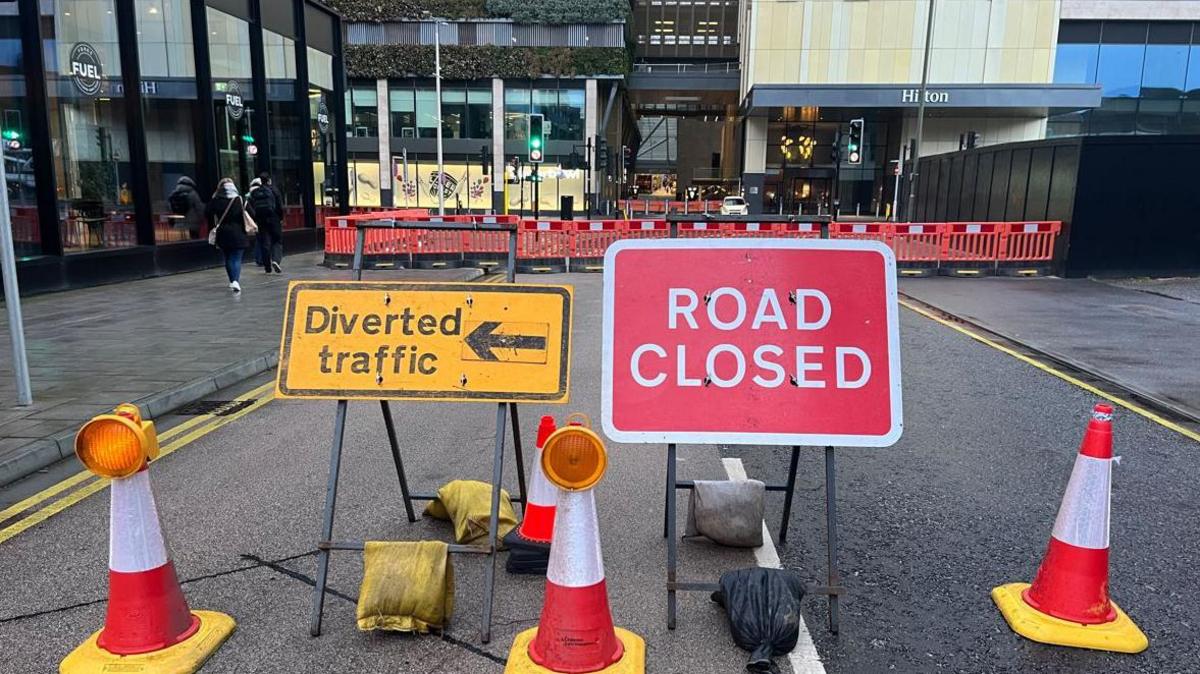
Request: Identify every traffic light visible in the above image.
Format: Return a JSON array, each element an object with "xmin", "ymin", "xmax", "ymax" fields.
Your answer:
[
  {"xmin": 831, "ymin": 130, "xmax": 842, "ymax": 164},
  {"xmin": 528, "ymin": 114, "xmax": 545, "ymax": 163},
  {"xmin": 847, "ymin": 119, "xmax": 864, "ymax": 165},
  {"xmin": 2, "ymin": 129, "xmax": 19, "ymax": 150},
  {"xmin": 480, "ymin": 144, "xmax": 491, "ymax": 175}
]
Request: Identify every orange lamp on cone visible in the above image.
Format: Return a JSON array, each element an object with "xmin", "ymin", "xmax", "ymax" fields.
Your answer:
[
  {"xmin": 991, "ymin": 403, "xmax": 1148, "ymax": 654},
  {"xmin": 60, "ymin": 405, "xmax": 236, "ymax": 674},
  {"xmin": 505, "ymin": 422, "xmax": 645, "ymax": 674}
]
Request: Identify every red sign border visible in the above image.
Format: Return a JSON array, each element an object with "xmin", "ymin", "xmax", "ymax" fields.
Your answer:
[{"xmin": 601, "ymin": 238, "xmax": 903, "ymax": 447}]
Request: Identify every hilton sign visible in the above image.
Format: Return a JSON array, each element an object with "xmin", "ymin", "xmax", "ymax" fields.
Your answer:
[{"xmin": 901, "ymin": 88, "xmax": 950, "ymax": 104}]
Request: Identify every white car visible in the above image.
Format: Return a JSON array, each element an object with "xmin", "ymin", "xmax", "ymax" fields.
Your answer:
[{"xmin": 719, "ymin": 196, "xmax": 748, "ymax": 215}]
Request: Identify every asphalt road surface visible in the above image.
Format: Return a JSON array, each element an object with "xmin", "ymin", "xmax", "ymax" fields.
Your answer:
[{"xmin": 1, "ymin": 272, "xmax": 1196, "ymax": 673}]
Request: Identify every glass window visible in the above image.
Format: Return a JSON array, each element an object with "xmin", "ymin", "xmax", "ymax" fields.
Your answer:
[
  {"xmin": 348, "ymin": 152, "xmax": 381, "ymax": 207},
  {"xmin": 0, "ymin": 8, "xmax": 39, "ymax": 255},
  {"xmin": 1089, "ymin": 97, "xmax": 1138, "ymax": 134},
  {"xmin": 1141, "ymin": 45, "xmax": 1188, "ymax": 97},
  {"xmin": 467, "ymin": 88, "xmax": 492, "ymax": 139},
  {"xmin": 553, "ymin": 87, "xmax": 585, "ymax": 141},
  {"xmin": 392, "ymin": 153, "xmax": 494, "ymax": 213},
  {"xmin": 138, "ymin": 0, "xmax": 206, "ymax": 244},
  {"xmin": 1136, "ymin": 99, "xmax": 1183, "ymax": 133},
  {"xmin": 44, "ymin": 0, "xmax": 136, "ymax": 253},
  {"xmin": 504, "ymin": 87, "xmax": 529, "ymax": 141},
  {"xmin": 207, "ymin": 6, "xmax": 255, "ymax": 193},
  {"xmin": 265, "ymin": 26, "xmax": 303, "ymax": 229},
  {"xmin": 416, "ymin": 88, "xmax": 438, "ymax": 138},
  {"xmin": 1186, "ymin": 45, "xmax": 1200, "ymax": 98},
  {"xmin": 1097, "ymin": 44, "xmax": 1146, "ymax": 97},
  {"xmin": 306, "ymin": 7, "xmax": 339, "ymax": 213},
  {"xmin": 390, "ymin": 85, "xmax": 415, "ymax": 136},
  {"xmin": 441, "ymin": 88, "xmax": 465, "ymax": 139},
  {"xmin": 532, "ymin": 88, "xmax": 557, "ymax": 119},
  {"xmin": 1053, "ymin": 44, "xmax": 1099, "ymax": 84},
  {"xmin": 350, "ymin": 85, "xmax": 377, "ymax": 138}
]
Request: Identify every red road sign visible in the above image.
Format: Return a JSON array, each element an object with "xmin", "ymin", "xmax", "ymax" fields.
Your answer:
[{"xmin": 601, "ymin": 239, "xmax": 902, "ymax": 447}]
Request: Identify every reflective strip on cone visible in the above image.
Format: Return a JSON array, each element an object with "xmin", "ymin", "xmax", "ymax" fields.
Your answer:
[
  {"xmin": 109, "ymin": 469, "xmax": 169, "ymax": 572},
  {"xmin": 1051, "ymin": 454, "xmax": 1112, "ymax": 550},
  {"xmin": 546, "ymin": 492, "xmax": 604, "ymax": 588}
]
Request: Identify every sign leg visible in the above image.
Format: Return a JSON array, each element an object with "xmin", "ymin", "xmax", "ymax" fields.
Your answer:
[
  {"xmin": 824, "ymin": 445, "xmax": 840, "ymax": 634},
  {"xmin": 380, "ymin": 400, "xmax": 417, "ymax": 523},
  {"xmin": 310, "ymin": 400, "xmax": 348, "ymax": 637},
  {"xmin": 509, "ymin": 402, "xmax": 528, "ymax": 515},
  {"xmin": 666, "ymin": 443, "xmax": 678, "ymax": 630},
  {"xmin": 662, "ymin": 451, "xmax": 672, "ymax": 539},
  {"xmin": 481, "ymin": 403, "xmax": 508, "ymax": 644},
  {"xmin": 779, "ymin": 445, "xmax": 801, "ymax": 545}
]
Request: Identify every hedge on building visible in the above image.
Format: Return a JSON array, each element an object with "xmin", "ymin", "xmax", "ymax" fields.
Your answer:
[
  {"xmin": 484, "ymin": 0, "xmax": 628, "ymax": 24},
  {"xmin": 327, "ymin": 0, "xmax": 626, "ymax": 23},
  {"xmin": 345, "ymin": 45, "xmax": 629, "ymax": 79}
]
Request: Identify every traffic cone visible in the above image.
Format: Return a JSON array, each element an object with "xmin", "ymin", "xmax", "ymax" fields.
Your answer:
[
  {"xmin": 505, "ymin": 415, "xmax": 559, "ymax": 574},
  {"xmin": 505, "ymin": 424, "xmax": 644, "ymax": 673},
  {"xmin": 992, "ymin": 403, "xmax": 1148, "ymax": 654},
  {"xmin": 61, "ymin": 465, "xmax": 235, "ymax": 673}
]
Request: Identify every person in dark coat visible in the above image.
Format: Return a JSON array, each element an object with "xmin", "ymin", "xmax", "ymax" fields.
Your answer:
[
  {"xmin": 248, "ymin": 172, "xmax": 285, "ymax": 273},
  {"xmin": 206, "ymin": 178, "xmax": 255, "ymax": 293},
  {"xmin": 168, "ymin": 176, "xmax": 206, "ymax": 238}
]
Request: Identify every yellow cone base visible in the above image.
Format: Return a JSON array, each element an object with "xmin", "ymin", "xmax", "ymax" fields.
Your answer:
[
  {"xmin": 61, "ymin": 610, "xmax": 236, "ymax": 674},
  {"xmin": 991, "ymin": 583, "xmax": 1148, "ymax": 654},
  {"xmin": 504, "ymin": 626, "xmax": 646, "ymax": 673}
]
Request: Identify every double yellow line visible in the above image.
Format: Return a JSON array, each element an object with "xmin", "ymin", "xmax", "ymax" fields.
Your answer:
[{"xmin": 0, "ymin": 381, "xmax": 277, "ymax": 545}]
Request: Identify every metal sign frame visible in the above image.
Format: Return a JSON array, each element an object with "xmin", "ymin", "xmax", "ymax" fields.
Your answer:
[
  {"xmin": 624, "ymin": 215, "xmax": 850, "ymax": 634},
  {"xmin": 308, "ymin": 219, "xmax": 533, "ymax": 644}
]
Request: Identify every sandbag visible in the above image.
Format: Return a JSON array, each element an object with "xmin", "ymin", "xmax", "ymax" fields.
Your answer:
[
  {"xmin": 357, "ymin": 541, "xmax": 454, "ymax": 633},
  {"xmin": 423, "ymin": 479, "xmax": 518, "ymax": 546},
  {"xmin": 711, "ymin": 567, "xmax": 807, "ymax": 672},
  {"xmin": 685, "ymin": 479, "xmax": 765, "ymax": 547}
]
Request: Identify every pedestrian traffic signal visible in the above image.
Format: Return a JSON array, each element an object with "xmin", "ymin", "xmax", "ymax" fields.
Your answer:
[
  {"xmin": 847, "ymin": 119, "xmax": 864, "ymax": 165},
  {"xmin": 528, "ymin": 114, "xmax": 545, "ymax": 163}
]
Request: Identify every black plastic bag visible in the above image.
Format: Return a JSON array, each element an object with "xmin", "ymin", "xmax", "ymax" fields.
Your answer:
[{"xmin": 711, "ymin": 567, "xmax": 806, "ymax": 672}]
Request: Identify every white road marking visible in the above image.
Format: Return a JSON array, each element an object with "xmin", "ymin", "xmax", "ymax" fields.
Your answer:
[{"xmin": 722, "ymin": 457, "xmax": 827, "ymax": 674}]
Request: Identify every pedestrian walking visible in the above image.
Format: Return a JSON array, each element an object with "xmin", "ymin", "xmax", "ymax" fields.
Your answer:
[
  {"xmin": 248, "ymin": 172, "xmax": 285, "ymax": 273},
  {"xmin": 167, "ymin": 176, "xmax": 206, "ymax": 239},
  {"xmin": 248, "ymin": 178, "xmax": 266, "ymax": 269},
  {"xmin": 206, "ymin": 178, "xmax": 255, "ymax": 293}
]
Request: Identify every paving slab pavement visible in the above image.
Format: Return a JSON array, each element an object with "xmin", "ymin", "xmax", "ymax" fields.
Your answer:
[
  {"xmin": 0, "ymin": 252, "xmax": 481, "ymax": 486},
  {"xmin": 900, "ymin": 276, "xmax": 1200, "ymax": 421}
]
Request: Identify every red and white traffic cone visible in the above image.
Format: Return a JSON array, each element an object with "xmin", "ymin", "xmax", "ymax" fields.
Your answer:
[
  {"xmin": 505, "ymin": 416, "xmax": 559, "ymax": 574},
  {"xmin": 992, "ymin": 403, "xmax": 1148, "ymax": 654},
  {"xmin": 505, "ymin": 424, "xmax": 644, "ymax": 673},
  {"xmin": 61, "ymin": 465, "xmax": 235, "ymax": 673}
]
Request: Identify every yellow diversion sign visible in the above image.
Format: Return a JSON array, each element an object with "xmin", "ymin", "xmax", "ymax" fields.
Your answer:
[{"xmin": 277, "ymin": 281, "xmax": 573, "ymax": 402}]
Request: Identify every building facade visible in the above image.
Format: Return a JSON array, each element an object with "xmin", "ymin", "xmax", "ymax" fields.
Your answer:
[
  {"xmin": 3, "ymin": 0, "xmax": 343, "ymax": 292},
  {"xmin": 333, "ymin": 1, "xmax": 631, "ymax": 217}
]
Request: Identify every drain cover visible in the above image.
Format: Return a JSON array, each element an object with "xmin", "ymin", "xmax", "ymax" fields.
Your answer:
[{"xmin": 174, "ymin": 399, "xmax": 254, "ymax": 416}]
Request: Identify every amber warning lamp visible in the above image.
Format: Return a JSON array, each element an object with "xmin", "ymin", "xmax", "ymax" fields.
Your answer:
[
  {"xmin": 75, "ymin": 403, "xmax": 160, "ymax": 478},
  {"xmin": 540, "ymin": 414, "xmax": 608, "ymax": 492}
]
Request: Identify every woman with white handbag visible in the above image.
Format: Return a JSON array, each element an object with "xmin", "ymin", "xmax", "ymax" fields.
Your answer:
[{"xmin": 205, "ymin": 178, "xmax": 258, "ymax": 293}]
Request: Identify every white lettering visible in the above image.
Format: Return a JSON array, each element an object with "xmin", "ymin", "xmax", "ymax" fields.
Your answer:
[
  {"xmin": 835, "ymin": 347, "xmax": 872, "ymax": 389},
  {"xmin": 752, "ymin": 345, "xmax": 786, "ymax": 388},
  {"xmin": 706, "ymin": 344, "xmax": 746, "ymax": 388},
  {"xmin": 668, "ymin": 288, "xmax": 699, "ymax": 329},
  {"xmin": 707, "ymin": 287, "xmax": 746, "ymax": 331},
  {"xmin": 795, "ymin": 346, "xmax": 826, "ymax": 388},
  {"xmin": 795, "ymin": 289, "xmax": 832, "ymax": 330},
  {"xmin": 630, "ymin": 344, "xmax": 667, "ymax": 387},
  {"xmin": 676, "ymin": 345, "xmax": 701, "ymax": 387},
  {"xmin": 751, "ymin": 289, "xmax": 787, "ymax": 330}
]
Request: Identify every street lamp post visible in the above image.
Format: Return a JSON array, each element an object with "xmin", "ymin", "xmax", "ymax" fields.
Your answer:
[
  {"xmin": 905, "ymin": 0, "xmax": 936, "ymax": 222},
  {"xmin": 434, "ymin": 20, "xmax": 447, "ymax": 216}
]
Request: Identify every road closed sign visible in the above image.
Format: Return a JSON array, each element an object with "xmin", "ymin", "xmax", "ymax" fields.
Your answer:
[
  {"xmin": 277, "ymin": 281, "xmax": 572, "ymax": 402},
  {"xmin": 601, "ymin": 239, "xmax": 901, "ymax": 446}
]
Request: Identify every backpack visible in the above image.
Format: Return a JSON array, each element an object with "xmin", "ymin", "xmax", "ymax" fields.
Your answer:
[
  {"xmin": 249, "ymin": 187, "xmax": 277, "ymax": 220},
  {"xmin": 168, "ymin": 189, "xmax": 192, "ymax": 216}
]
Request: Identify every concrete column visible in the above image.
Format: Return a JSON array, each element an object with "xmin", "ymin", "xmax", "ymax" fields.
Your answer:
[
  {"xmin": 743, "ymin": 116, "xmax": 768, "ymax": 214},
  {"xmin": 376, "ymin": 78, "xmax": 392, "ymax": 207},
  {"xmin": 585, "ymin": 79, "xmax": 598, "ymax": 218},
  {"xmin": 492, "ymin": 78, "xmax": 505, "ymax": 213}
]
